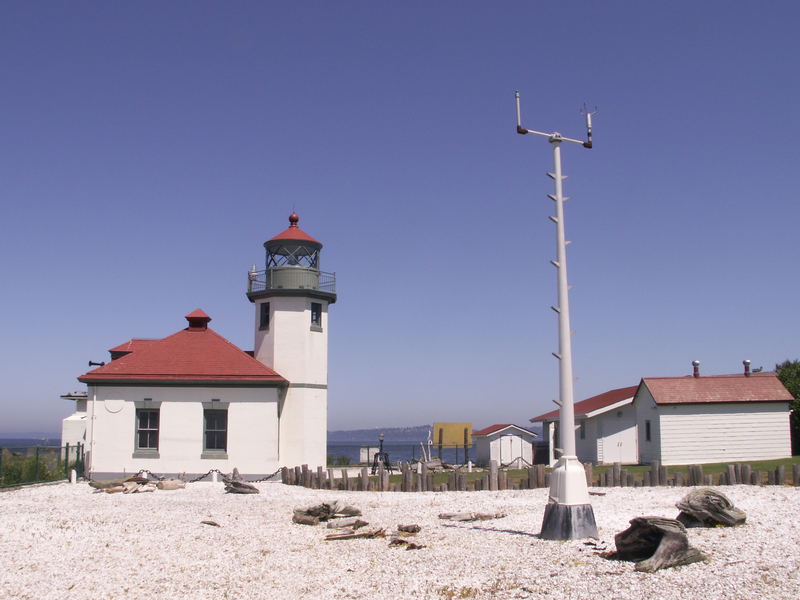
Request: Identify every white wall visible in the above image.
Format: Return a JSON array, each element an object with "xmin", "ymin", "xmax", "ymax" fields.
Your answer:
[
  {"xmin": 658, "ymin": 402, "xmax": 791, "ymax": 465},
  {"xmin": 474, "ymin": 432, "xmax": 535, "ymax": 467},
  {"xmin": 254, "ymin": 296, "xmax": 329, "ymax": 385},
  {"xmin": 61, "ymin": 414, "xmax": 86, "ymax": 448},
  {"xmin": 575, "ymin": 419, "xmax": 598, "ymax": 463},
  {"xmin": 86, "ymin": 385, "xmax": 280, "ymax": 477},
  {"xmin": 635, "ymin": 385, "xmax": 661, "ymax": 464},
  {"xmin": 594, "ymin": 405, "xmax": 638, "ymax": 464},
  {"xmin": 279, "ymin": 385, "xmax": 327, "ymax": 469}
]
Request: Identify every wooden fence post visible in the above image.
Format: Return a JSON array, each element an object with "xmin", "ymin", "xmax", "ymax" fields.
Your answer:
[
  {"xmin": 741, "ymin": 464, "xmax": 752, "ymax": 485},
  {"xmin": 776, "ymin": 465, "xmax": 786, "ymax": 486},
  {"xmin": 726, "ymin": 464, "xmax": 736, "ymax": 485},
  {"xmin": 404, "ymin": 465, "xmax": 413, "ymax": 492},
  {"xmin": 489, "ymin": 460, "xmax": 498, "ymax": 491},
  {"xmin": 528, "ymin": 467, "xmax": 537, "ymax": 489},
  {"xmin": 612, "ymin": 463, "xmax": 621, "ymax": 487},
  {"xmin": 650, "ymin": 460, "xmax": 660, "ymax": 486},
  {"xmin": 584, "ymin": 463, "xmax": 593, "ymax": 487},
  {"xmin": 658, "ymin": 465, "xmax": 668, "ymax": 487},
  {"xmin": 536, "ymin": 464, "xmax": 546, "ymax": 488},
  {"xmin": 361, "ymin": 467, "xmax": 369, "ymax": 491},
  {"xmin": 792, "ymin": 464, "xmax": 800, "ymax": 486},
  {"xmin": 498, "ymin": 470, "xmax": 507, "ymax": 491}
]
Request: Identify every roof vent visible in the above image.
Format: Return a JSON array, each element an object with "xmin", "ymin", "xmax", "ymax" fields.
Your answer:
[
  {"xmin": 692, "ymin": 360, "xmax": 700, "ymax": 378},
  {"xmin": 185, "ymin": 309, "xmax": 212, "ymax": 331},
  {"xmin": 743, "ymin": 359, "xmax": 751, "ymax": 377}
]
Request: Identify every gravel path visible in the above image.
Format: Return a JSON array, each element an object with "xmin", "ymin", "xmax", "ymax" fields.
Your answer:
[{"xmin": 1, "ymin": 482, "xmax": 798, "ymax": 599}]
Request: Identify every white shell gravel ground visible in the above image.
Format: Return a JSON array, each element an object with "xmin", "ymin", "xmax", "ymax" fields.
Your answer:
[{"xmin": 1, "ymin": 482, "xmax": 798, "ymax": 600}]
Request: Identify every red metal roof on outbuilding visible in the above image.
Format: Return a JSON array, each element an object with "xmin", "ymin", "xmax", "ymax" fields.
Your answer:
[
  {"xmin": 531, "ymin": 385, "xmax": 638, "ymax": 423},
  {"xmin": 80, "ymin": 312, "xmax": 286, "ymax": 385},
  {"xmin": 473, "ymin": 424, "xmax": 537, "ymax": 437},
  {"xmin": 642, "ymin": 374, "xmax": 792, "ymax": 405}
]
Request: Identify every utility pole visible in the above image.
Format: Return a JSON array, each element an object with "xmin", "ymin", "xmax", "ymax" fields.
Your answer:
[{"xmin": 515, "ymin": 92, "xmax": 598, "ymax": 540}]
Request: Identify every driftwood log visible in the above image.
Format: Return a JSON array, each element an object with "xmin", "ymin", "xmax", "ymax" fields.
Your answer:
[
  {"xmin": 295, "ymin": 501, "xmax": 362, "ymax": 522},
  {"xmin": 675, "ymin": 488, "xmax": 746, "ymax": 527},
  {"xmin": 389, "ymin": 536, "xmax": 425, "ymax": 550},
  {"xmin": 223, "ymin": 478, "xmax": 259, "ymax": 494},
  {"xmin": 157, "ymin": 478, "xmax": 186, "ymax": 491},
  {"xmin": 292, "ymin": 512, "xmax": 320, "ymax": 526},
  {"xmin": 438, "ymin": 512, "xmax": 506, "ymax": 522},
  {"xmin": 326, "ymin": 517, "xmax": 369, "ymax": 530},
  {"xmin": 324, "ymin": 528, "xmax": 385, "ymax": 541},
  {"xmin": 89, "ymin": 475, "xmax": 149, "ymax": 490},
  {"xmin": 605, "ymin": 516, "xmax": 707, "ymax": 573}
]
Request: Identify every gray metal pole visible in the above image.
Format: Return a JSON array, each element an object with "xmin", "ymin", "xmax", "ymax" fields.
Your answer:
[
  {"xmin": 550, "ymin": 140, "xmax": 577, "ymax": 458},
  {"xmin": 515, "ymin": 91, "xmax": 598, "ymax": 540}
]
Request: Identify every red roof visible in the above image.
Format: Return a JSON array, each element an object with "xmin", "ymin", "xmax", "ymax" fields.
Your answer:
[
  {"xmin": 79, "ymin": 311, "xmax": 286, "ymax": 385},
  {"xmin": 642, "ymin": 374, "xmax": 792, "ymax": 405},
  {"xmin": 109, "ymin": 339, "xmax": 159, "ymax": 354},
  {"xmin": 473, "ymin": 424, "xmax": 537, "ymax": 437},
  {"xmin": 531, "ymin": 385, "xmax": 638, "ymax": 422},
  {"xmin": 268, "ymin": 213, "xmax": 322, "ymax": 246}
]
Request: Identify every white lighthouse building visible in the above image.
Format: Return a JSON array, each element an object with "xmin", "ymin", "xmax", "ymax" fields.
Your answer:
[
  {"xmin": 69, "ymin": 212, "xmax": 335, "ymax": 478},
  {"xmin": 247, "ymin": 212, "xmax": 336, "ymax": 469}
]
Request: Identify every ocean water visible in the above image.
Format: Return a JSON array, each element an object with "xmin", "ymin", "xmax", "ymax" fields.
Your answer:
[{"xmin": 0, "ymin": 438, "xmax": 61, "ymax": 448}]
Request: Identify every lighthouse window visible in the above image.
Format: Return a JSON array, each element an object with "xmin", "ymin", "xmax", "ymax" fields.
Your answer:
[
  {"xmin": 310, "ymin": 302, "xmax": 322, "ymax": 330},
  {"xmin": 259, "ymin": 302, "xmax": 270, "ymax": 330}
]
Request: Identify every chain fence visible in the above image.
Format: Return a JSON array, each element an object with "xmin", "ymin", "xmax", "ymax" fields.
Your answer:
[{"xmin": 131, "ymin": 467, "xmax": 283, "ymax": 484}]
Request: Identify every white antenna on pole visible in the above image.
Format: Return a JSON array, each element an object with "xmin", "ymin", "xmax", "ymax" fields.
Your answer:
[{"xmin": 515, "ymin": 91, "xmax": 598, "ymax": 541}]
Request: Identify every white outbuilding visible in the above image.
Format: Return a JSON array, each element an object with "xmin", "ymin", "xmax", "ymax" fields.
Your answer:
[
  {"xmin": 531, "ymin": 361, "xmax": 794, "ymax": 467},
  {"xmin": 473, "ymin": 424, "xmax": 538, "ymax": 468},
  {"xmin": 531, "ymin": 385, "xmax": 639, "ymax": 466},
  {"xmin": 70, "ymin": 213, "xmax": 336, "ymax": 479},
  {"xmin": 635, "ymin": 364, "xmax": 793, "ymax": 466}
]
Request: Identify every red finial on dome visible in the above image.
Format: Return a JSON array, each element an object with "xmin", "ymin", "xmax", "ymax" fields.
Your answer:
[{"xmin": 288, "ymin": 213, "xmax": 299, "ymax": 227}]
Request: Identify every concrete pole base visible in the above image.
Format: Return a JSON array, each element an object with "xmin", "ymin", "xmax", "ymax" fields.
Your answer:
[{"xmin": 540, "ymin": 502, "xmax": 598, "ymax": 540}]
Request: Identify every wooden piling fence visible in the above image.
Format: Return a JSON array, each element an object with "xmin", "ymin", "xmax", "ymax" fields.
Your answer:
[{"xmin": 279, "ymin": 459, "xmax": 800, "ymax": 492}]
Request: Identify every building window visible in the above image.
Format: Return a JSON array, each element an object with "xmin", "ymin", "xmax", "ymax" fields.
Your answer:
[
  {"xmin": 136, "ymin": 409, "xmax": 159, "ymax": 451},
  {"xmin": 310, "ymin": 302, "xmax": 322, "ymax": 330},
  {"xmin": 259, "ymin": 302, "xmax": 270, "ymax": 330},
  {"xmin": 645, "ymin": 420, "xmax": 652, "ymax": 442},
  {"xmin": 579, "ymin": 420, "xmax": 586, "ymax": 440},
  {"xmin": 204, "ymin": 409, "xmax": 228, "ymax": 452}
]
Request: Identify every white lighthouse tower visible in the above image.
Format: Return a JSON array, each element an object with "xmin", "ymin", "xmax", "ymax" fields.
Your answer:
[{"xmin": 247, "ymin": 213, "xmax": 336, "ymax": 469}]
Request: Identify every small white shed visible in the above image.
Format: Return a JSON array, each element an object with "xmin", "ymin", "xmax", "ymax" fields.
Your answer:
[{"xmin": 473, "ymin": 424, "xmax": 538, "ymax": 468}]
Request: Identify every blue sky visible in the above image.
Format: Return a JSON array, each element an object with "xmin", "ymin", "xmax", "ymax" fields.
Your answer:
[{"xmin": 1, "ymin": 2, "xmax": 798, "ymax": 435}]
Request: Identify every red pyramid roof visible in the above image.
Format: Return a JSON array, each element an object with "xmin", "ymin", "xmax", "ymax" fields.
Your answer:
[
  {"xmin": 79, "ymin": 312, "xmax": 286, "ymax": 385},
  {"xmin": 268, "ymin": 213, "xmax": 322, "ymax": 245}
]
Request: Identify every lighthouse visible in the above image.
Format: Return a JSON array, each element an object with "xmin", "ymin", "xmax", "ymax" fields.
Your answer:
[{"xmin": 247, "ymin": 213, "xmax": 336, "ymax": 469}]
